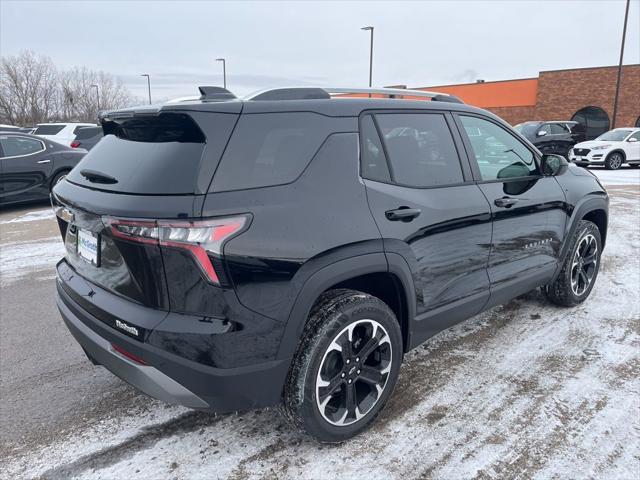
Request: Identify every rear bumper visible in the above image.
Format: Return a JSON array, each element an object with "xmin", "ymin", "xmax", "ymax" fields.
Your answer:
[
  {"xmin": 59, "ymin": 294, "xmax": 209, "ymax": 408},
  {"xmin": 56, "ymin": 270, "xmax": 291, "ymax": 412}
]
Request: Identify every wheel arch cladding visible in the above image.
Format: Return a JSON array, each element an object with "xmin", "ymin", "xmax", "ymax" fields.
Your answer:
[
  {"xmin": 582, "ymin": 208, "xmax": 608, "ymax": 247},
  {"xmin": 556, "ymin": 195, "xmax": 608, "ymax": 277},
  {"xmin": 276, "ymin": 253, "xmax": 416, "ymax": 360}
]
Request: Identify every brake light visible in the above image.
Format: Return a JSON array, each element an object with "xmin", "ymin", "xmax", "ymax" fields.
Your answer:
[
  {"xmin": 70, "ymin": 140, "xmax": 81, "ymax": 148},
  {"xmin": 103, "ymin": 215, "xmax": 250, "ymax": 285}
]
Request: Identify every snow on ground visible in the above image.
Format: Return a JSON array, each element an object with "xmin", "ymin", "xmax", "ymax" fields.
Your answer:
[
  {"xmin": 0, "ymin": 209, "xmax": 55, "ymax": 225},
  {"xmin": 1, "ymin": 188, "xmax": 639, "ymax": 479},
  {"xmin": 590, "ymin": 166, "xmax": 640, "ymax": 186},
  {"xmin": 0, "ymin": 236, "xmax": 65, "ymax": 287}
]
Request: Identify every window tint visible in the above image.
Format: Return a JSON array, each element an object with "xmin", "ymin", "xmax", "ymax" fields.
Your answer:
[
  {"xmin": 74, "ymin": 127, "xmax": 103, "ymax": 140},
  {"xmin": 65, "ymin": 113, "xmax": 236, "ymax": 194},
  {"xmin": 629, "ymin": 131, "xmax": 640, "ymax": 141},
  {"xmin": 548, "ymin": 123, "xmax": 568, "ymax": 135},
  {"xmin": 33, "ymin": 125, "xmax": 65, "ymax": 135},
  {"xmin": 460, "ymin": 115, "xmax": 538, "ymax": 181},
  {"xmin": 375, "ymin": 113, "xmax": 463, "ymax": 187},
  {"xmin": 360, "ymin": 115, "xmax": 390, "ymax": 182},
  {"xmin": 73, "ymin": 125, "xmax": 94, "ymax": 134},
  {"xmin": 211, "ymin": 112, "xmax": 334, "ymax": 192},
  {"xmin": 0, "ymin": 136, "xmax": 44, "ymax": 157}
]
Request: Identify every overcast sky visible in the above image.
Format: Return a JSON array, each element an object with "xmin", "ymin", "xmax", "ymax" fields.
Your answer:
[{"xmin": 2, "ymin": 0, "xmax": 639, "ymax": 101}]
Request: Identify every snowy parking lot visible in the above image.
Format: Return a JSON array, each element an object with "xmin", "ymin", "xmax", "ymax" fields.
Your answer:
[{"xmin": 1, "ymin": 168, "xmax": 639, "ymax": 479}]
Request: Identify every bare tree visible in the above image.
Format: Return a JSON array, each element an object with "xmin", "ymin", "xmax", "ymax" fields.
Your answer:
[
  {"xmin": 58, "ymin": 67, "xmax": 134, "ymax": 122},
  {"xmin": 0, "ymin": 51, "xmax": 58, "ymax": 126},
  {"xmin": 0, "ymin": 50, "xmax": 135, "ymax": 126}
]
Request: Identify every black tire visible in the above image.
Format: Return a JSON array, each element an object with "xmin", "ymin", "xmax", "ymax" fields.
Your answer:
[
  {"xmin": 50, "ymin": 170, "xmax": 69, "ymax": 190},
  {"xmin": 544, "ymin": 220, "xmax": 601, "ymax": 307},
  {"xmin": 281, "ymin": 289, "xmax": 403, "ymax": 443},
  {"xmin": 604, "ymin": 151, "xmax": 624, "ymax": 170}
]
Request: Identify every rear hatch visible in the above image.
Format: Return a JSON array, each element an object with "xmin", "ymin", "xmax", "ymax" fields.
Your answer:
[{"xmin": 53, "ymin": 108, "xmax": 240, "ymax": 320}]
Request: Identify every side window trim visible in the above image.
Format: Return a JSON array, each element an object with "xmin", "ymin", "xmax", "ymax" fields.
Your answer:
[
  {"xmin": 358, "ymin": 114, "xmax": 393, "ymax": 182},
  {"xmin": 360, "ymin": 109, "xmax": 472, "ymax": 189},
  {"xmin": 451, "ymin": 112, "xmax": 542, "ymax": 183},
  {"xmin": 370, "ymin": 114, "xmax": 395, "ymax": 181},
  {"xmin": 0, "ymin": 136, "xmax": 46, "ymax": 159}
]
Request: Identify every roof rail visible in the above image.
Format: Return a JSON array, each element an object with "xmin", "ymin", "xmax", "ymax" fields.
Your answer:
[{"xmin": 245, "ymin": 87, "xmax": 464, "ymax": 103}]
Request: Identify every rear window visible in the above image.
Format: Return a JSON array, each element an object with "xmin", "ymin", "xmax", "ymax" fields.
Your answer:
[
  {"xmin": 73, "ymin": 125, "xmax": 95, "ymax": 134},
  {"xmin": 34, "ymin": 125, "xmax": 65, "ymax": 135},
  {"xmin": 65, "ymin": 113, "xmax": 236, "ymax": 195},
  {"xmin": 211, "ymin": 112, "xmax": 335, "ymax": 192},
  {"xmin": 74, "ymin": 127, "xmax": 103, "ymax": 140}
]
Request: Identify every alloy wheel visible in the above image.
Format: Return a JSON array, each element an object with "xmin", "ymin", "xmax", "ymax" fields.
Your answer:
[
  {"xmin": 315, "ymin": 319, "xmax": 392, "ymax": 426},
  {"xmin": 609, "ymin": 153, "xmax": 623, "ymax": 169},
  {"xmin": 571, "ymin": 233, "xmax": 598, "ymax": 296}
]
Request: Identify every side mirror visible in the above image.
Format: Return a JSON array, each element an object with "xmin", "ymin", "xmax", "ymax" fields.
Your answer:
[
  {"xmin": 537, "ymin": 130, "xmax": 547, "ymax": 137},
  {"xmin": 541, "ymin": 154, "xmax": 567, "ymax": 176},
  {"xmin": 628, "ymin": 137, "xmax": 638, "ymax": 143}
]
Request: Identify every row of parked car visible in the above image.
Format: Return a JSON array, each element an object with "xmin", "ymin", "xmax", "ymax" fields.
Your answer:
[
  {"xmin": 515, "ymin": 120, "xmax": 640, "ymax": 170},
  {"xmin": 0, "ymin": 122, "xmax": 104, "ymax": 150}
]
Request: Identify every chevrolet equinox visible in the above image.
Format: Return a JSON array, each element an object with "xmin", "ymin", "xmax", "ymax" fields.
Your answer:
[{"xmin": 52, "ymin": 86, "xmax": 608, "ymax": 442}]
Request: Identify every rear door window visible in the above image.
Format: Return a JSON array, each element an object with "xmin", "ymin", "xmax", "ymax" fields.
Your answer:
[
  {"xmin": 374, "ymin": 113, "xmax": 464, "ymax": 187},
  {"xmin": 0, "ymin": 136, "xmax": 45, "ymax": 157},
  {"xmin": 211, "ymin": 112, "xmax": 334, "ymax": 192},
  {"xmin": 34, "ymin": 125, "xmax": 65, "ymax": 135},
  {"xmin": 65, "ymin": 112, "xmax": 237, "ymax": 194}
]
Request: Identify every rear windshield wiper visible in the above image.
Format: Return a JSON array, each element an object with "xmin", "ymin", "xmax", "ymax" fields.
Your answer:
[{"xmin": 80, "ymin": 169, "xmax": 118, "ymax": 184}]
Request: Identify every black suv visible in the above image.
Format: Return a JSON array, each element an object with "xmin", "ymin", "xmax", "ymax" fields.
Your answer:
[
  {"xmin": 514, "ymin": 120, "xmax": 586, "ymax": 157},
  {"xmin": 52, "ymin": 87, "xmax": 608, "ymax": 442}
]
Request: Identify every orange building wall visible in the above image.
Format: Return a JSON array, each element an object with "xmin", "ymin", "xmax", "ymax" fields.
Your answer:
[{"xmin": 416, "ymin": 78, "xmax": 538, "ymax": 109}]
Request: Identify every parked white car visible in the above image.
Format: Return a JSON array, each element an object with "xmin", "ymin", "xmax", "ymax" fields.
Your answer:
[
  {"xmin": 33, "ymin": 122, "xmax": 97, "ymax": 147},
  {"xmin": 568, "ymin": 128, "xmax": 640, "ymax": 170}
]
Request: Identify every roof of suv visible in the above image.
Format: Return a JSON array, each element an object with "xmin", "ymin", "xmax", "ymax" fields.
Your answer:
[{"xmin": 101, "ymin": 86, "xmax": 499, "ymax": 121}]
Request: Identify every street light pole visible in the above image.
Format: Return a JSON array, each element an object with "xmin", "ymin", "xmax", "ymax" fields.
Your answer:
[
  {"xmin": 90, "ymin": 84, "xmax": 100, "ymax": 111},
  {"xmin": 141, "ymin": 74, "xmax": 152, "ymax": 104},
  {"xmin": 216, "ymin": 58, "xmax": 226, "ymax": 89},
  {"xmin": 612, "ymin": 0, "xmax": 630, "ymax": 129},
  {"xmin": 361, "ymin": 26, "xmax": 374, "ymax": 87}
]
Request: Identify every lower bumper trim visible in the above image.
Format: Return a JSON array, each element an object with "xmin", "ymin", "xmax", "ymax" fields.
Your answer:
[{"xmin": 58, "ymin": 295, "xmax": 209, "ymax": 409}]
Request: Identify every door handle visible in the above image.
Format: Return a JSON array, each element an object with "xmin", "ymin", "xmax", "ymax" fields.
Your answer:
[
  {"xmin": 385, "ymin": 207, "xmax": 422, "ymax": 222},
  {"xmin": 37, "ymin": 159, "xmax": 51, "ymax": 164},
  {"xmin": 494, "ymin": 197, "xmax": 519, "ymax": 208}
]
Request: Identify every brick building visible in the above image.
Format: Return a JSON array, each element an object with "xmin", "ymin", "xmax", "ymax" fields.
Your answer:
[{"xmin": 411, "ymin": 64, "xmax": 640, "ymax": 139}]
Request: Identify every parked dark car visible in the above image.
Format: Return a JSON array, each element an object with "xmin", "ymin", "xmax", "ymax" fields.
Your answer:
[
  {"xmin": 52, "ymin": 87, "xmax": 608, "ymax": 442},
  {"xmin": 0, "ymin": 133, "xmax": 86, "ymax": 206},
  {"xmin": 0, "ymin": 125, "xmax": 34, "ymax": 134},
  {"xmin": 514, "ymin": 120, "xmax": 586, "ymax": 157},
  {"xmin": 71, "ymin": 126, "xmax": 103, "ymax": 151}
]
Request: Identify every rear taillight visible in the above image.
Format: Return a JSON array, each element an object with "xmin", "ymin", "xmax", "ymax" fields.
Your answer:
[
  {"xmin": 103, "ymin": 215, "xmax": 250, "ymax": 285},
  {"xmin": 70, "ymin": 140, "xmax": 81, "ymax": 148}
]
